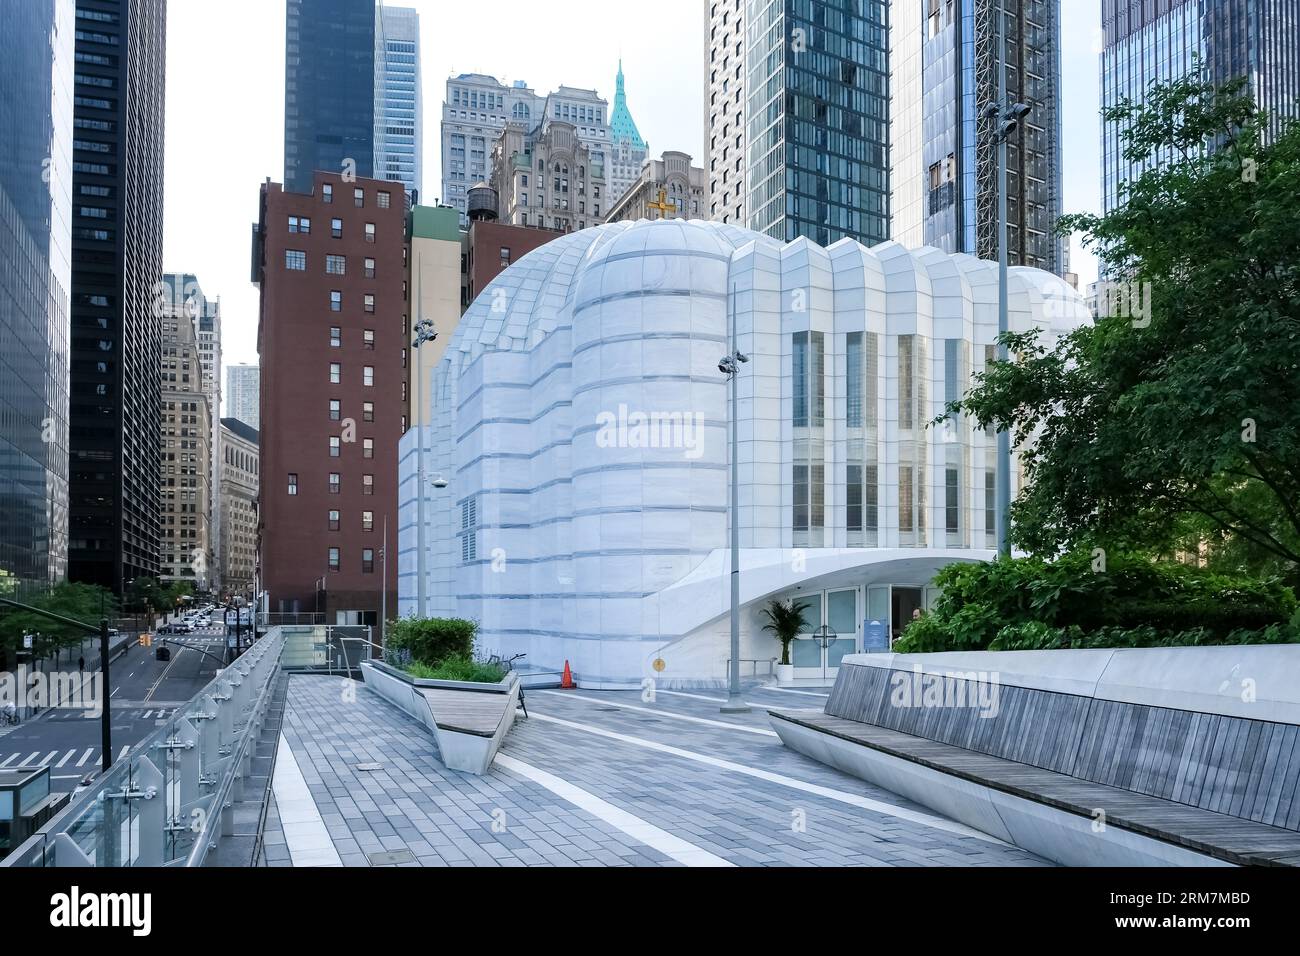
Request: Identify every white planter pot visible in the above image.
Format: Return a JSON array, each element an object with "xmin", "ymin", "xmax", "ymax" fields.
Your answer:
[{"xmin": 775, "ymin": 663, "xmax": 795, "ymax": 684}]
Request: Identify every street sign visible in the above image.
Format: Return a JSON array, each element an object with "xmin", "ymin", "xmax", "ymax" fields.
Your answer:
[{"xmin": 22, "ymin": 633, "xmax": 33, "ymax": 649}]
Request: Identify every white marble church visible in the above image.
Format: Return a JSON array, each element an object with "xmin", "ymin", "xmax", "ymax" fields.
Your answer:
[{"xmin": 398, "ymin": 219, "xmax": 1089, "ymax": 687}]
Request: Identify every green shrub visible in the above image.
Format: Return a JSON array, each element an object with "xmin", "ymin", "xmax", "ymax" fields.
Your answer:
[
  {"xmin": 405, "ymin": 654, "xmax": 505, "ymax": 684},
  {"xmin": 386, "ymin": 617, "xmax": 477, "ymax": 666},
  {"xmin": 892, "ymin": 552, "xmax": 1299, "ymax": 653}
]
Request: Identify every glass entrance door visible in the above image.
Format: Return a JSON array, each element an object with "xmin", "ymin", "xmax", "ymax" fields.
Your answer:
[{"xmin": 792, "ymin": 588, "xmax": 859, "ymax": 680}]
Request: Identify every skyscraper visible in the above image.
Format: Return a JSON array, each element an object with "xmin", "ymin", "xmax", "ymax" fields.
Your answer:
[
  {"xmin": 67, "ymin": 0, "xmax": 167, "ymax": 594},
  {"xmin": 704, "ymin": 0, "xmax": 891, "ymax": 246},
  {"xmin": 226, "ymin": 364, "xmax": 260, "ymax": 429},
  {"xmin": 284, "ymin": 0, "xmax": 375, "ymax": 193},
  {"xmin": 894, "ymin": 0, "xmax": 1065, "ymax": 274},
  {"xmin": 0, "ymin": 0, "xmax": 74, "ymax": 590},
  {"xmin": 1101, "ymin": 0, "xmax": 1300, "ymax": 213},
  {"xmin": 607, "ymin": 60, "xmax": 648, "ymax": 206},
  {"xmin": 158, "ymin": 305, "xmax": 212, "ymax": 589},
  {"xmin": 374, "ymin": 4, "xmax": 422, "ymax": 201}
]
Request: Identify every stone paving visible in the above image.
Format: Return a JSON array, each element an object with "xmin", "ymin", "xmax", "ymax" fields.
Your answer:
[{"xmin": 261, "ymin": 674, "xmax": 1051, "ymax": 867}]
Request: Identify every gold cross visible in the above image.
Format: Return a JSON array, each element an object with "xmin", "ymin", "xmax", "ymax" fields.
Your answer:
[{"xmin": 646, "ymin": 188, "xmax": 675, "ymax": 219}]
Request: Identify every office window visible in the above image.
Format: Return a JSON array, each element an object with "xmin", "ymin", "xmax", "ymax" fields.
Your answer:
[
  {"xmin": 329, "ymin": 473, "xmax": 341, "ymax": 494},
  {"xmin": 288, "ymin": 215, "xmax": 310, "ymax": 234},
  {"xmin": 363, "ymin": 438, "xmax": 374, "ymax": 459},
  {"xmin": 363, "ymin": 329, "xmax": 375, "ymax": 349},
  {"xmin": 362, "ymin": 474, "xmax": 374, "ymax": 495},
  {"xmin": 330, "ymin": 326, "xmax": 341, "ymax": 347},
  {"xmin": 322, "ymin": 183, "xmax": 333, "ymax": 204},
  {"xmin": 362, "ymin": 401, "xmax": 374, "ymax": 422},
  {"xmin": 364, "ymin": 257, "xmax": 375, "ymax": 278},
  {"xmin": 328, "ymin": 547, "xmax": 340, "ymax": 571},
  {"xmin": 377, "ymin": 191, "xmax": 391, "ymax": 208},
  {"xmin": 362, "ymin": 549, "xmax": 375, "ymax": 573},
  {"xmin": 329, "ymin": 436, "xmax": 341, "ymax": 457},
  {"xmin": 285, "ymin": 249, "xmax": 306, "ymax": 270},
  {"xmin": 328, "ymin": 509, "xmax": 340, "ymax": 531},
  {"xmin": 362, "ymin": 510, "xmax": 374, "ymax": 532},
  {"xmin": 287, "ymin": 473, "xmax": 298, "ymax": 495},
  {"xmin": 354, "ymin": 187, "xmax": 364, "ymax": 207},
  {"xmin": 329, "ymin": 399, "xmax": 341, "ymax": 420},
  {"xmin": 326, "ymin": 254, "xmax": 346, "ymax": 275},
  {"xmin": 363, "ymin": 366, "xmax": 374, "ymax": 386},
  {"xmin": 331, "ymin": 217, "xmax": 343, "ymax": 238},
  {"xmin": 329, "ymin": 362, "xmax": 341, "ymax": 384},
  {"xmin": 365, "ymin": 223, "xmax": 375, "ymax": 243},
  {"xmin": 364, "ymin": 293, "xmax": 375, "ymax": 313},
  {"xmin": 946, "ymin": 468, "xmax": 960, "ymax": 533},
  {"xmin": 329, "ymin": 290, "xmax": 341, "ymax": 312}
]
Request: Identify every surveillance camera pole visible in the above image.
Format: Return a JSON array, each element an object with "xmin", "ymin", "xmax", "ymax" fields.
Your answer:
[{"xmin": 721, "ymin": 282, "xmax": 749, "ymax": 714}]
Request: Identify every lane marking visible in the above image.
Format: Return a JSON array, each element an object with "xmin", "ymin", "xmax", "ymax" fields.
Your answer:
[
  {"xmin": 0, "ymin": 753, "xmax": 18, "ymax": 768},
  {"xmin": 658, "ymin": 689, "xmax": 777, "ymax": 709},
  {"xmin": 56, "ymin": 749, "xmax": 74, "ymax": 768},
  {"xmin": 22, "ymin": 752, "xmax": 40, "ymax": 766},
  {"xmin": 537, "ymin": 691, "xmax": 778, "ymax": 738},
  {"xmin": 77, "ymin": 747, "xmax": 95, "ymax": 767},
  {"xmin": 39, "ymin": 750, "xmax": 58, "ymax": 766},
  {"xmin": 494, "ymin": 752, "xmax": 732, "ymax": 867},
  {"xmin": 523, "ymin": 709, "xmax": 1009, "ymax": 847},
  {"xmin": 118, "ymin": 746, "xmax": 130, "ymax": 760}
]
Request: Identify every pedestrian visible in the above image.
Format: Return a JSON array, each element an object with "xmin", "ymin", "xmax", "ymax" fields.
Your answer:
[{"xmin": 78, "ymin": 655, "xmax": 85, "ymax": 672}]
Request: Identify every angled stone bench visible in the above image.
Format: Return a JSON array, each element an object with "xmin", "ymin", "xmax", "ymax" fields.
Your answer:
[
  {"xmin": 359, "ymin": 661, "xmax": 519, "ymax": 774},
  {"xmin": 771, "ymin": 647, "xmax": 1300, "ymax": 867}
]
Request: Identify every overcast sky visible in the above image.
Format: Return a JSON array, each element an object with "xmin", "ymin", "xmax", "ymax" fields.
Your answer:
[{"xmin": 163, "ymin": 0, "xmax": 1103, "ymax": 388}]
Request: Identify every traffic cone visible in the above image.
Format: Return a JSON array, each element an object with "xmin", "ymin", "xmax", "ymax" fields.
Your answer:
[{"xmin": 561, "ymin": 660, "xmax": 575, "ymax": 689}]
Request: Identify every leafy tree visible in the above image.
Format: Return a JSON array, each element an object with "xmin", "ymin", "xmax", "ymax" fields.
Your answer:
[
  {"xmin": 0, "ymin": 582, "xmax": 117, "ymax": 669},
  {"xmin": 946, "ymin": 71, "xmax": 1300, "ymax": 582}
]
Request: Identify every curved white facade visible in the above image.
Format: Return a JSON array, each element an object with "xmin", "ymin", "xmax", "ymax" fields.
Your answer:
[{"xmin": 398, "ymin": 219, "xmax": 1089, "ymax": 687}]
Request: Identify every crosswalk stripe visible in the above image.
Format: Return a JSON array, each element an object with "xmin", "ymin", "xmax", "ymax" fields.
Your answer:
[
  {"xmin": 56, "ymin": 749, "xmax": 74, "ymax": 768},
  {"xmin": 0, "ymin": 753, "xmax": 18, "ymax": 768},
  {"xmin": 22, "ymin": 752, "xmax": 40, "ymax": 766},
  {"xmin": 142, "ymin": 710, "xmax": 153, "ymax": 719},
  {"xmin": 118, "ymin": 745, "xmax": 130, "ymax": 760},
  {"xmin": 77, "ymin": 747, "xmax": 95, "ymax": 767},
  {"xmin": 39, "ymin": 750, "xmax": 58, "ymax": 766}
]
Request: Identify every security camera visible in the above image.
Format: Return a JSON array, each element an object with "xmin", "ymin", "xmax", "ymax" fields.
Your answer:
[
  {"xmin": 981, "ymin": 103, "xmax": 1000, "ymax": 120},
  {"xmin": 431, "ymin": 476, "xmax": 448, "ymax": 489},
  {"xmin": 718, "ymin": 356, "xmax": 737, "ymax": 375},
  {"xmin": 1000, "ymin": 119, "xmax": 1018, "ymax": 139},
  {"xmin": 736, "ymin": 352, "xmax": 750, "ymax": 363},
  {"xmin": 1010, "ymin": 102, "xmax": 1032, "ymax": 120}
]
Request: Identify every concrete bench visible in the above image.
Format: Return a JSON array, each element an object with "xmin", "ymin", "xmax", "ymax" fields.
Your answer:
[
  {"xmin": 771, "ymin": 647, "xmax": 1300, "ymax": 867},
  {"xmin": 359, "ymin": 662, "xmax": 520, "ymax": 775}
]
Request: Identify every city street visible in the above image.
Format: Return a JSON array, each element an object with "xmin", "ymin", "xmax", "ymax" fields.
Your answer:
[{"xmin": 0, "ymin": 624, "xmax": 227, "ymax": 792}]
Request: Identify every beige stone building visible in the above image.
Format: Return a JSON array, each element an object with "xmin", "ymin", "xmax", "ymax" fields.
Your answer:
[
  {"xmin": 219, "ymin": 417, "xmax": 259, "ymax": 599},
  {"xmin": 489, "ymin": 118, "xmax": 609, "ymax": 232},
  {"xmin": 160, "ymin": 312, "xmax": 213, "ymax": 589},
  {"xmin": 604, "ymin": 150, "xmax": 706, "ymax": 223}
]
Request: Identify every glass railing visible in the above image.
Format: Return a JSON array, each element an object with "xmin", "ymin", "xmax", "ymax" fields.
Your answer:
[{"xmin": 1, "ymin": 629, "xmax": 284, "ymax": 868}]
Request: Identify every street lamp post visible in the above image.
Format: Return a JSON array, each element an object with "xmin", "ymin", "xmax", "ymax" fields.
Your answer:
[
  {"xmin": 718, "ymin": 283, "xmax": 750, "ymax": 715},
  {"xmin": 982, "ymin": 2, "xmax": 1031, "ymax": 560}
]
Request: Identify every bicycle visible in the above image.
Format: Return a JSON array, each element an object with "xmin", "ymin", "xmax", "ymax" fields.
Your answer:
[
  {"xmin": 1, "ymin": 708, "xmax": 20, "ymax": 727},
  {"xmin": 496, "ymin": 652, "xmax": 529, "ymax": 719}
]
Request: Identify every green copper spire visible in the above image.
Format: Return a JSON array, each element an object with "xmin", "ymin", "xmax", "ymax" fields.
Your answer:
[{"xmin": 610, "ymin": 59, "xmax": 646, "ymax": 150}]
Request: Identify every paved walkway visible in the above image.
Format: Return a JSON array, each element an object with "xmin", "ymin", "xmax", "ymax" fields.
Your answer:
[{"xmin": 261, "ymin": 674, "xmax": 1050, "ymax": 867}]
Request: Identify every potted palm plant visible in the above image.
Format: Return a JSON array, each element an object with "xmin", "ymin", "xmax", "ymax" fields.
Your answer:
[{"xmin": 761, "ymin": 597, "xmax": 811, "ymax": 684}]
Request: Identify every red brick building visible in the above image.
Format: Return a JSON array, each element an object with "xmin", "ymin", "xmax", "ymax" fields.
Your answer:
[
  {"xmin": 253, "ymin": 172, "xmax": 405, "ymax": 624},
  {"xmin": 463, "ymin": 220, "xmax": 563, "ymax": 309}
]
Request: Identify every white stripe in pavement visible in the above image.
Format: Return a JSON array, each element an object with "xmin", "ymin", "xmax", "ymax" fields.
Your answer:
[
  {"xmin": 524, "ymin": 709, "xmax": 1010, "ymax": 847},
  {"xmin": 0, "ymin": 753, "xmax": 18, "ymax": 768},
  {"xmin": 493, "ymin": 752, "xmax": 733, "ymax": 867},
  {"xmin": 537, "ymin": 691, "xmax": 778, "ymax": 738},
  {"xmin": 39, "ymin": 751, "xmax": 58, "ymax": 766},
  {"xmin": 272, "ymin": 734, "xmax": 342, "ymax": 867},
  {"xmin": 657, "ymin": 689, "xmax": 782, "ymax": 709},
  {"xmin": 22, "ymin": 752, "xmax": 40, "ymax": 766},
  {"xmin": 118, "ymin": 746, "xmax": 130, "ymax": 760},
  {"xmin": 56, "ymin": 749, "xmax": 74, "ymax": 768},
  {"xmin": 77, "ymin": 748, "xmax": 95, "ymax": 767},
  {"xmin": 758, "ymin": 685, "xmax": 831, "ymax": 698}
]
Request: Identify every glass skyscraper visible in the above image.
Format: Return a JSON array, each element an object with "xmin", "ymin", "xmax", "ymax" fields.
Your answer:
[
  {"xmin": 706, "ymin": 0, "xmax": 890, "ymax": 246},
  {"xmin": 374, "ymin": 4, "xmax": 421, "ymax": 202},
  {"xmin": 1101, "ymin": 0, "xmax": 1300, "ymax": 213},
  {"xmin": 284, "ymin": 0, "xmax": 376, "ymax": 193},
  {"xmin": 908, "ymin": 0, "xmax": 1065, "ymax": 274},
  {"xmin": 67, "ymin": 0, "xmax": 167, "ymax": 594},
  {"xmin": 0, "ymin": 0, "xmax": 74, "ymax": 589}
]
